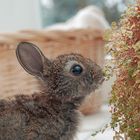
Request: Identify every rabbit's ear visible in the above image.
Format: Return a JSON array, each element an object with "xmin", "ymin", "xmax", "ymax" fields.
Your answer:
[{"xmin": 16, "ymin": 42, "xmax": 46, "ymax": 77}]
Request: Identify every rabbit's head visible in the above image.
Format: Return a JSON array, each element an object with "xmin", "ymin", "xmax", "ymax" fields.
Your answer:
[{"xmin": 16, "ymin": 42, "xmax": 104, "ymax": 100}]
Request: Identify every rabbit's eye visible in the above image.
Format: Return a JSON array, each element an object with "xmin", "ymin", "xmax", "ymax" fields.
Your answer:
[{"xmin": 70, "ymin": 64, "xmax": 83, "ymax": 76}]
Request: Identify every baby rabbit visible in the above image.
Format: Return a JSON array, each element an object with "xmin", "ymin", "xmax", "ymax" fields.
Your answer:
[{"xmin": 0, "ymin": 42, "xmax": 104, "ymax": 140}]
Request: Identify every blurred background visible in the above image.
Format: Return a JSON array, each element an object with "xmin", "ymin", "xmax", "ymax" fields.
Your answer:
[
  {"xmin": 41, "ymin": 0, "xmax": 127, "ymax": 26},
  {"xmin": 0, "ymin": 0, "xmax": 134, "ymax": 139},
  {"xmin": 0, "ymin": 0, "xmax": 133, "ymax": 32}
]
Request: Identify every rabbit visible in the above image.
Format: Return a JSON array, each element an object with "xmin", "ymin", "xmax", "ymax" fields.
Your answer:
[{"xmin": 0, "ymin": 42, "xmax": 104, "ymax": 140}]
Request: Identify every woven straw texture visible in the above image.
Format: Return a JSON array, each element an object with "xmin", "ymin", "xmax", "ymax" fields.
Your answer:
[{"xmin": 0, "ymin": 29, "xmax": 105, "ymax": 115}]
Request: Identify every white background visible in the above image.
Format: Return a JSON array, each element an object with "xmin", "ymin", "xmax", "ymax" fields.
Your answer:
[{"xmin": 0, "ymin": 0, "xmax": 42, "ymax": 32}]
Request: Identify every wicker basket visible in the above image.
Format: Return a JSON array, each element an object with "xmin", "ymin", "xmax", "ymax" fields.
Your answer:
[{"xmin": 0, "ymin": 29, "xmax": 105, "ymax": 115}]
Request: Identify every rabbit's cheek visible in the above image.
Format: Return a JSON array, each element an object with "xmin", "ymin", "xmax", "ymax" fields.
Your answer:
[{"xmin": 77, "ymin": 81, "xmax": 91, "ymax": 96}]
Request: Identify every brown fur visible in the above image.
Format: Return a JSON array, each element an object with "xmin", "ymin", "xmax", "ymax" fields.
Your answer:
[{"xmin": 0, "ymin": 42, "xmax": 104, "ymax": 140}]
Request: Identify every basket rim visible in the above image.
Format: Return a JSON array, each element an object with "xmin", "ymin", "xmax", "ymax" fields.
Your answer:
[{"xmin": 0, "ymin": 29, "xmax": 104, "ymax": 47}]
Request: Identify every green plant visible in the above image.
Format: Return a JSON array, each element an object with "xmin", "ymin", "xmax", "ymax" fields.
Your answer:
[{"xmin": 105, "ymin": 0, "xmax": 140, "ymax": 140}]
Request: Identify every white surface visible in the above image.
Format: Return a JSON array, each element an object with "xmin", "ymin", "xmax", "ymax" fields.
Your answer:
[
  {"xmin": 75, "ymin": 105, "xmax": 115, "ymax": 140},
  {"xmin": 0, "ymin": 0, "xmax": 41, "ymax": 32}
]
